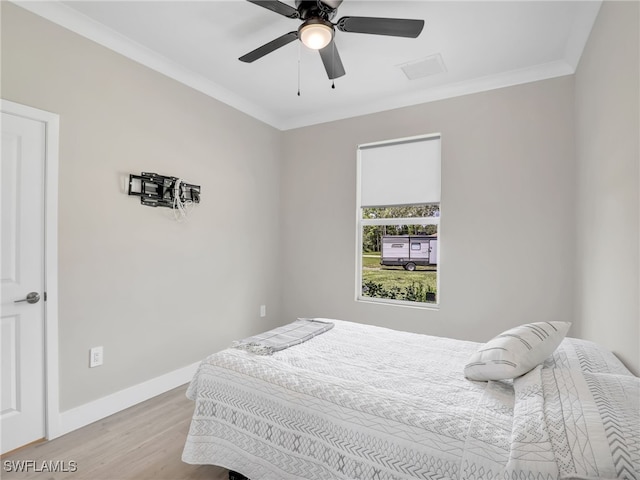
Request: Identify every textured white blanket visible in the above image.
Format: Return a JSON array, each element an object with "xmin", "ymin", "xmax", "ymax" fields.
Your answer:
[{"xmin": 183, "ymin": 319, "xmax": 639, "ymax": 480}]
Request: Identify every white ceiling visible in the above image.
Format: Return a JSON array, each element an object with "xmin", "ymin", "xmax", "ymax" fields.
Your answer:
[{"xmin": 17, "ymin": 0, "xmax": 602, "ymax": 130}]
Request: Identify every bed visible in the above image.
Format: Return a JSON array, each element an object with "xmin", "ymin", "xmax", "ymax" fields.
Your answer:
[{"xmin": 182, "ymin": 319, "xmax": 639, "ymax": 480}]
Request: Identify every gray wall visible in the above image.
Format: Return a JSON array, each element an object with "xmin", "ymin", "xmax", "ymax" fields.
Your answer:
[
  {"xmin": 574, "ymin": 0, "xmax": 639, "ymax": 373},
  {"xmin": 2, "ymin": 3, "xmax": 284, "ymax": 410},
  {"xmin": 280, "ymin": 77, "xmax": 578, "ymax": 342}
]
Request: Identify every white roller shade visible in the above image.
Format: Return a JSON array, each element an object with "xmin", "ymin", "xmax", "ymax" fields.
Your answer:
[{"xmin": 359, "ymin": 136, "xmax": 441, "ymax": 207}]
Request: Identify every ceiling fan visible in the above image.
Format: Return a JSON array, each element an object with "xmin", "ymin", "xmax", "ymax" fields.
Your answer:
[{"xmin": 239, "ymin": 0, "xmax": 425, "ymax": 80}]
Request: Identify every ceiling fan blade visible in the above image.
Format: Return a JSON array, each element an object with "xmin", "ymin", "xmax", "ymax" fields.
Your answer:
[
  {"xmin": 239, "ymin": 31, "xmax": 299, "ymax": 63},
  {"xmin": 319, "ymin": 41, "xmax": 345, "ymax": 80},
  {"xmin": 246, "ymin": 0, "xmax": 299, "ymax": 19},
  {"xmin": 336, "ymin": 16, "xmax": 425, "ymax": 38}
]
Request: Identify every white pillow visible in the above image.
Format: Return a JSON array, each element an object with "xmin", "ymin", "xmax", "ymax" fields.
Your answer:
[{"xmin": 464, "ymin": 321, "xmax": 571, "ymax": 381}]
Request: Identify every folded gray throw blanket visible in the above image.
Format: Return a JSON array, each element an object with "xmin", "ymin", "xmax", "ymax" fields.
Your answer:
[{"xmin": 231, "ymin": 318, "xmax": 334, "ymax": 355}]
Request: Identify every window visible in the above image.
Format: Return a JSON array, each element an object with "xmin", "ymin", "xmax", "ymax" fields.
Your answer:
[{"xmin": 356, "ymin": 134, "xmax": 441, "ymax": 306}]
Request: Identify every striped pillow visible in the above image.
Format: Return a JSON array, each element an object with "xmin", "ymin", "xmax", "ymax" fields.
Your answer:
[{"xmin": 464, "ymin": 321, "xmax": 571, "ymax": 381}]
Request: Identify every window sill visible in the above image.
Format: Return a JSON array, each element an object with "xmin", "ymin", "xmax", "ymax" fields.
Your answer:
[{"xmin": 356, "ymin": 296, "xmax": 440, "ymax": 311}]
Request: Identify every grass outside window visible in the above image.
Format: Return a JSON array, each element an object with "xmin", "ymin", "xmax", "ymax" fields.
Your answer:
[{"xmin": 361, "ymin": 252, "xmax": 437, "ymax": 304}]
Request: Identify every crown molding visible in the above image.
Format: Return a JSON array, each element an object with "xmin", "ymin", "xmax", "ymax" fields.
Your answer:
[
  {"xmin": 12, "ymin": 0, "xmax": 281, "ymax": 128},
  {"xmin": 279, "ymin": 60, "xmax": 575, "ymax": 130},
  {"xmin": 12, "ymin": 0, "xmax": 598, "ymax": 131}
]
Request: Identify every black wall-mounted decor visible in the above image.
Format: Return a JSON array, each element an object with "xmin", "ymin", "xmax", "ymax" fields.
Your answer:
[{"xmin": 128, "ymin": 172, "xmax": 200, "ymax": 209}]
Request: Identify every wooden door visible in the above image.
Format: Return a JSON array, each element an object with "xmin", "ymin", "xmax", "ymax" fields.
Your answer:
[{"xmin": 1, "ymin": 110, "xmax": 46, "ymax": 454}]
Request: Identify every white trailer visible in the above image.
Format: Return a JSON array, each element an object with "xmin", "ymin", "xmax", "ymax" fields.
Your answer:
[{"xmin": 380, "ymin": 235, "xmax": 438, "ymax": 271}]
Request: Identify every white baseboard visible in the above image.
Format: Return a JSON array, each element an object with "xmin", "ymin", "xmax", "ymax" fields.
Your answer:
[{"xmin": 56, "ymin": 362, "xmax": 200, "ymax": 437}]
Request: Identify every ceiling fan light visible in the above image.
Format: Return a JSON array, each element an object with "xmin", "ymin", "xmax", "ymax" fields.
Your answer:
[{"xmin": 299, "ymin": 21, "xmax": 334, "ymax": 50}]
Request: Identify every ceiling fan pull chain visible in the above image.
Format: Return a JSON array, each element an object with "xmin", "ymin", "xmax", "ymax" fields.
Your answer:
[
  {"xmin": 330, "ymin": 41, "xmax": 336, "ymax": 89},
  {"xmin": 297, "ymin": 42, "xmax": 301, "ymax": 96}
]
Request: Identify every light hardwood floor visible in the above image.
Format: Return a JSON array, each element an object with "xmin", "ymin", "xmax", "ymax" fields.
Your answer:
[{"xmin": 1, "ymin": 385, "xmax": 229, "ymax": 480}]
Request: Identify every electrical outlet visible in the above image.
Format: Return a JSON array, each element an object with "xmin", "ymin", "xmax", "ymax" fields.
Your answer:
[
  {"xmin": 260, "ymin": 305, "xmax": 266, "ymax": 317},
  {"xmin": 90, "ymin": 346, "xmax": 104, "ymax": 368}
]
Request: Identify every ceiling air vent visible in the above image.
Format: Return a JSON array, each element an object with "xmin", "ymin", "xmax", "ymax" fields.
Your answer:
[{"xmin": 399, "ymin": 54, "xmax": 446, "ymax": 80}]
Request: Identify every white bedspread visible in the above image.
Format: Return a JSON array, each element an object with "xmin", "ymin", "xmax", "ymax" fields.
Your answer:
[{"xmin": 182, "ymin": 319, "xmax": 639, "ymax": 480}]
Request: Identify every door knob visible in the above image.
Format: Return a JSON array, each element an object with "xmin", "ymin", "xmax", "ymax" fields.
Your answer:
[{"xmin": 14, "ymin": 292, "xmax": 40, "ymax": 304}]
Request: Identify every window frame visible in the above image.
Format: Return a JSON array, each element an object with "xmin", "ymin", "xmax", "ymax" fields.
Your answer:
[{"xmin": 355, "ymin": 133, "xmax": 441, "ymax": 308}]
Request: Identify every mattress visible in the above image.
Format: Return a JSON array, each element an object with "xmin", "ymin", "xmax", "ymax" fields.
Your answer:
[{"xmin": 182, "ymin": 319, "xmax": 639, "ymax": 480}]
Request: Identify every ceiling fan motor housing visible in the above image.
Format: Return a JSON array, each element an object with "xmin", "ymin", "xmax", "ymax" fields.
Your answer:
[{"xmin": 295, "ymin": 0, "xmax": 338, "ymax": 21}]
